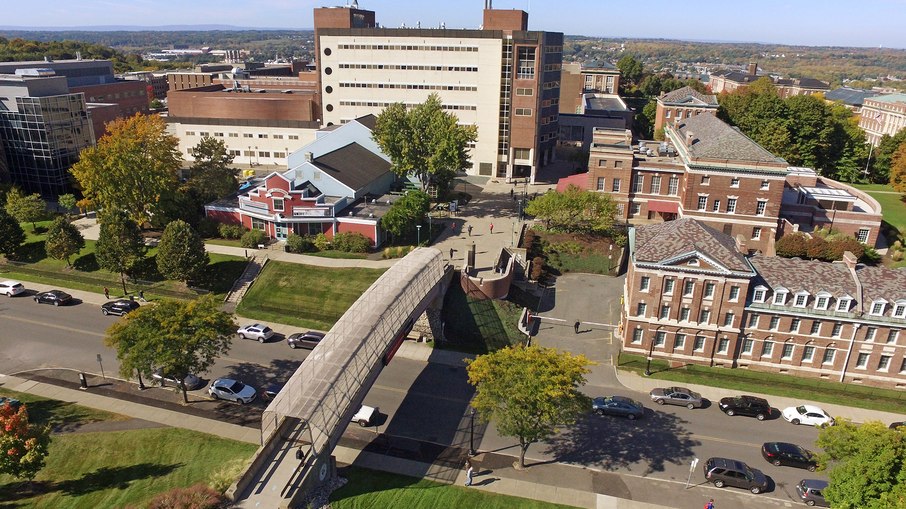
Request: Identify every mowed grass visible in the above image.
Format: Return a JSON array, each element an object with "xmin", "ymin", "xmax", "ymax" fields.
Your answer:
[
  {"xmin": 0, "ymin": 428, "xmax": 255, "ymax": 509},
  {"xmin": 0, "ymin": 388, "xmax": 124, "ymax": 428},
  {"xmin": 330, "ymin": 466, "xmax": 579, "ymax": 509},
  {"xmin": 236, "ymin": 261, "xmax": 385, "ymax": 330},
  {"xmin": 853, "ymin": 183, "xmax": 906, "ymax": 233},
  {"xmin": 618, "ymin": 353, "xmax": 906, "ymax": 415}
]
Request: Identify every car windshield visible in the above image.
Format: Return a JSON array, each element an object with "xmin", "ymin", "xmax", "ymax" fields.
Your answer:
[
  {"xmin": 262, "ymin": 327, "xmax": 272, "ymax": 333},
  {"xmin": 796, "ymin": 405, "xmax": 808, "ymax": 414},
  {"xmin": 745, "ymin": 467, "xmax": 755, "ymax": 480},
  {"xmin": 228, "ymin": 381, "xmax": 245, "ymax": 392}
]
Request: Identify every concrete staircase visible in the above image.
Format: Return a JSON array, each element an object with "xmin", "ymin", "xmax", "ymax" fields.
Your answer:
[{"xmin": 223, "ymin": 253, "xmax": 268, "ymax": 312}]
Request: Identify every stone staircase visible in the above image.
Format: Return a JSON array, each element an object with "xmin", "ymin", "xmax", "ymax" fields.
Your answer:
[{"xmin": 223, "ymin": 253, "xmax": 268, "ymax": 311}]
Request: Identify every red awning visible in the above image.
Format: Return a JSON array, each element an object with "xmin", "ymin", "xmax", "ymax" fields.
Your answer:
[
  {"xmin": 556, "ymin": 173, "xmax": 590, "ymax": 192},
  {"xmin": 647, "ymin": 200, "xmax": 679, "ymax": 214}
]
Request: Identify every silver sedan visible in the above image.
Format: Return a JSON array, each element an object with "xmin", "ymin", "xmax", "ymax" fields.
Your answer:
[{"xmin": 649, "ymin": 386, "xmax": 704, "ymax": 409}]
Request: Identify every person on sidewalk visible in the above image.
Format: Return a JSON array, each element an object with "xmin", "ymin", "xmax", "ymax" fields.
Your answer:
[
  {"xmin": 139, "ymin": 290, "xmax": 146, "ymax": 302},
  {"xmin": 450, "ymin": 248, "xmax": 455, "ymax": 260},
  {"xmin": 705, "ymin": 499, "xmax": 715, "ymax": 509},
  {"xmin": 489, "ymin": 223, "xmax": 494, "ymax": 234},
  {"xmin": 464, "ymin": 459, "xmax": 474, "ymax": 486},
  {"xmin": 574, "ymin": 320, "xmax": 580, "ymax": 334},
  {"xmin": 103, "ymin": 287, "xmax": 109, "ymax": 299},
  {"xmin": 467, "ymin": 224, "xmax": 472, "ymax": 237}
]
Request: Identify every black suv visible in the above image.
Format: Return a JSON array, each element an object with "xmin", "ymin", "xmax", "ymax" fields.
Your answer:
[
  {"xmin": 703, "ymin": 457, "xmax": 769, "ymax": 494},
  {"xmin": 719, "ymin": 395, "xmax": 772, "ymax": 420},
  {"xmin": 761, "ymin": 442, "xmax": 818, "ymax": 471},
  {"xmin": 101, "ymin": 299, "xmax": 140, "ymax": 316}
]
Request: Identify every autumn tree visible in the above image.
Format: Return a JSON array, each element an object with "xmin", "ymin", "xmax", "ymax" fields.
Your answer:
[
  {"xmin": 186, "ymin": 136, "xmax": 239, "ymax": 201},
  {"xmin": 525, "ymin": 185, "xmax": 617, "ymax": 235},
  {"xmin": 4, "ymin": 187, "xmax": 46, "ymax": 230},
  {"xmin": 105, "ymin": 295, "xmax": 235, "ymax": 403},
  {"xmin": 95, "ymin": 210, "xmax": 146, "ymax": 294},
  {"xmin": 817, "ymin": 419, "xmax": 906, "ymax": 508},
  {"xmin": 156, "ymin": 220, "xmax": 209, "ymax": 284},
  {"xmin": 373, "ymin": 94, "xmax": 478, "ymax": 193},
  {"xmin": 70, "ymin": 114, "xmax": 181, "ymax": 226},
  {"xmin": 872, "ymin": 130, "xmax": 906, "ymax": 184},
  {"xmin": 380, "ymin": 190, "xmax": 431, "ymax": 239},
  {"xmin": 466, "ymin": 345, "xmax": 592, "ymax": 469},
  {"xmin": 890, "ymin": 142, "xmax": 906, "ymax": 194},
  {"xmin": 0, "ymin": 403, "xmax": 52, "ymax": 484},
  {"xmin": 44, "ymin": 216, "xmax": 85, "ymax": 267},
  {"xmin": 0, "ymin": 208, "xmax": 25, "ymax": 259}
]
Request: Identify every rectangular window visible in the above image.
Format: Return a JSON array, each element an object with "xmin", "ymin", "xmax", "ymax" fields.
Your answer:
[
  {"xmin": 790, "ymin": 318, "xmax": 801, "ymax": 332},
  {"xmin": 822, "ymin": 348, "xmax": 835, "ymax": 364},
  {"xmin": 631, "ymin": 203, "xmax": 641, "ymax": 215},
  {"xmin": 250, "ymin": 218, "xmax": 266, "ymax": 231},
  {"xmin": 742, "ymin": 338, "xmax": 754, "ymax": 354},
  {"xmin": 659, "ymin": 305, "xmax": 671, "ymax": 320},
  {"xmin": 514, "ymin": 148, "xmax": 531, "ymax": 159},
  {"xmin": 243, "ymin": 133, "xmax": 253, "ymax": 138},
  {"xmin": 699, "ymin": 309, "xmax": 711, "ymax": 323},
  {"xmin": 816, "ymin": 296, "xmax": 829, "ymax": 310},
  {"xmin": 895, "ymin": 304, "xmax": 906, "ymax": 318},
  {"xmin": 683, "ymin": 280, "xmax": 695, "ymax": 296},
  {"xmin": 756, "ymin": 200, "xmax": 767, "ymax": 216},
  {"xmin": 517, "ymin": 47, "xmax": 536, "ymax": 79},
  {"xmin": 752, "ymin": 227, "xmax": 762, "ymax": 240},
  {"xmin": 704, "ymin": 282, "xmax": 715, "ymax": 299},
  {"xmin": 901, "ymin": 358, "xmax": 906, "ymax": 373},
  {"xmin": 811, "ymin": 321, "xmax": 822, "ymax": 335},
  {"xmin": 749, "ymin": 314, "xmax": 760, "ymax": 327},
  {"xmin": 727, "ymin": 198, "xmax": 737, "ymax": 213},
  {"xmin": 640, "ymin": 276, "xmax": 650, "ymax": 291},
  {"xmin": 888, "ymin": 330, "xmax": 899, "ymax": 344},
  {"xmin": 712, "ymin": 199, "xmax": 720, "ymax": 212},
  {"xmin": 753, "ymin": 289, "xmax": 766, "ymax": 302},
  {"xmin": 649, "ymin": 175, "xmax": 661, "ymax": 194},
  {"xmin": 515, "ymin": 108, "xmax": 533, "ymax": 116},
  {"xmin": 674, "ymin": 334, "xmax": 686, "ymax": 350},
  {"xmin": 795, "ymin": 294, "xmax": 807, "ymax": 307},
  {"xmin": 668, "ymin": 176, "xmax": 679, "ymax": 195},
  {"xmin": 781, "ymin": 343, "xmax": 794, "ymax": 359},
  {"xmin": 273, "ymin": 134, "xmax": 284, "ymax": 139},
  {"xmin": 680, "ymin": 307, "xmax": 691, "ymax": 321},
  {"xmin": 762, "ymin": 341, "xmax": 774, "ymax": 357},
  {"xmin": 832, "ymin": 323, "xmax": 843, "ymax": 337},
  {"xmin": 632, "ymin": 328, "xmax": 643, "ymax": 344},
  {"xmin": 856, "ymin": 352, "xmax": 870, "ymax": 369},
  {"xmin": 694, "ymin": 335, "xmax": 706, "ymax": 351},
  {"xmin": 761, "ymin": 180, "xmax": 770, "ymax": 190},
  {"xmin": 612, "ymin": 178, "xmax": 621, "ymax": 192},
  {"xmin": 598, "ymin": 159, "xmax": 608, "ymax": 167},
  {"xmin": 272, "ymin": 198, "xmax": 284, "ymax": 212},
  {"xmin": 228, "ymin": 132, "xmax": 238, "ymax": 138},
  {"xmin": 632, "ymin": 174, "xmax": 644, "ymax": 193},
  {"xmin": 857, "ymin": 228, "xmax": 870, "ymax": 243},
  {"xmin": 655, "ymin": 331, "xmax": 667, "ymax": 347},
  {"xmin": 701, "ymin": 176, "xmax": 710, "ymax": 185},
  {"xmin": 878, "ymin": 355, "xmax": 892, "ymax": 371},
  {"xmin": 717, "ymin": 338, "xmax": 729, "ymax": 353},
  {"xmin": 729, "ymin": 286, "xmax": 740, "ymax": 301},
  {"xmin": 596, "ymin": 177, "xmax": 605, "ymax": 191},
  {"xmin": 663, "ymin": 279, "xmax": 675, "ymax": 294},
  {"xmin": 614, "ymin": 160, "xmax": 623, "ymax": 168},
  {"xmin": 769, "ymin": 316, "xmax": 780, "ymax": 330},
  {"xmin": 802, "ymin": 345, "xmax": 815, "ymax": 362},
  {"xmin": 866, "ymin": 327, "xmax": 877, "ymax": 341},
  {"xmin": 697, "ymin": 196, "xmax": 707, "ymax": 210},
  {"xmin": 730, "ymin": 177, "xmax": 740, "ymax": 187},
  {"xmin": 837, "ymin": 298, "xmax": 851, "ymax": 311},
  {"xmin": 637, "ymin": 302, "xmax": 647, "ymax": 316},
  {"xmin": 871, "ymin": 302, "xmax": 885, "ymax": 315},
  {"xmin": 723, "ymin": 312, "xmax": 734, "ymax": 327},
  {"xmin": 516, "ymin": 88, "xmax": 533, "ymax": 96}
]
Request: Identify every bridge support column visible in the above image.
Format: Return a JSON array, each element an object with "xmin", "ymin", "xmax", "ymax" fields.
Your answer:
[{"xmin": 413, "ymin": 306, "xmax": 446, "ymax": 344}]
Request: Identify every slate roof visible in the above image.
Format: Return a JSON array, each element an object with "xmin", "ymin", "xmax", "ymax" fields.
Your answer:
[
  {"xmin": 675, "ymin": 115, "xmax": 786, "ymax": 165},
  {"xmin": 712, "ymin": 70, "xmax": 760, "ymax": 84},
  {"xmin": 748, "ymin": 256, "xmax": 857, "ymax": 298},
  {"xmin": 633, "ymin": 218, "xmax": 751, "ymax": 273},
  {"xmin": 867, "ymin": 93, "xmax": 906, "ymax": 105},
  {"xmin": 659, "ymin": 86, "xmax": 718, "ymax": 106},
  {"xmin": 310, "ymin": 142, "xmax": 391, "ymax": 191},
  {"xmin": 354, "ymin": 114, "xmax": 378, "ymax": 130},
  {"xmin": 825, "ymin": 87, "xmax": 879, "ymax": 107},
  {"xmin": 855, "ymin": 265, "xmax": 906, "ymax": 304}
]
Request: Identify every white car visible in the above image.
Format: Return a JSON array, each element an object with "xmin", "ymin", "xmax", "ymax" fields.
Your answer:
[
  {"xmin": 0, "ymin": 280, "xmax": 25, "ymax": 297},
  {"xmin": 208, "ymin": 378, "xmax": 257, "ymax": 404},
  {"xmin": 352, "ymin": 405, "xmax": 379, "ymax": 427},
  {"xmin": 237, "ymin": 323, "xmax": 275, "ymax": 343},
  {"xmin": 782, "ymin": 405, "xmax": 835, "ymax": 427}
]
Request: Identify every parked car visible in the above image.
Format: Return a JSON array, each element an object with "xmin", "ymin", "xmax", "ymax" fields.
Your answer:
[
  {"xmin": 795, "ymin": 479, "xmax": 829, "ymax": 507},
  {"xmin": 592, "ymin": 395, "xmax": 645, "ymax": 420},
  {"xmin": 0, "ymin": 280, "xmax": 25, "ymax": 297},
  {"xmin": 703, "ymin": 457, "xmax": 769, "ymax": 494},
  {"xmin": 152, "ymin": 369, "xmax": 203, "ymax": 391},
  {"xmin": 352, "ymin": 405, "xmax": 379, "ymax": 427},
  {"xmin": 101, "ymin": 299, "xmax": 140, "ymax": 316},
  {"xmin": 33, "ymin": 290, "xmax": 72, "ymax": 306},
  {"xmin": 237, "ymin": 323, "xmax": 275, "ymax": 343},
  {"xmin": 718, "ymin": 395, "xmax": 772, "ymax": 420},
  {"xmin": 208, "ymin": 378, "xmax": 257, "ymax": 404},
  {"xmin": 649, "ymin": 386, "xmax": 703, "ymax": 409},
  {"xmin": 889, "ymin": 421, "xmax": 905, "ymax": 430},
  {"xmin": 782, "ymin": 405, "xmax": 834, "ymax": 427},
  {"xmin": 761, "ymin": 442, "xmax": 818, "ymax": 471},
  {"xmin": 287, "ymin": 331, "xmax": 325, "ymax": 349},
  {"xmin": 263, "ymin": 383, "xmax": 283, "ymax": 401},
  {"xmin": 0, "ymin": 396, "xmax": 21, "ymax": 410}
]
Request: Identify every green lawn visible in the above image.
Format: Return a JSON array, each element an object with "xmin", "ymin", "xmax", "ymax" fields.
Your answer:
[
  {"xmin": 236, "ymin": 261, "xmax": 385, "ymax": 330},
  {"xmin": 852, "ymin": 183, "xmax": 898, "ymax": 193},
  {"xmin": 0, "ymin": 389, "xmax": 123, "ymax": 428},
  {"xmin": 618, "ymin": 353, "xmax": 906, "ymax": 414},
  {"xmin": 330, "ymin": 466, "xmax": 578, "ymax": 509},
  {"xmin": 440, "ymin": 281, "xmax": 527, "ymax": 354},
  {"xmin": 1, "ymin": 221, "xmax": 247, "ymax": 299}
]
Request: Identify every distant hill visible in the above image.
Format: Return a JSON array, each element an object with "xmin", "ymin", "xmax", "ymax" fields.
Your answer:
[{"xmin": 0, "ymin": 25, "xmax": 307, "ymax": 31}]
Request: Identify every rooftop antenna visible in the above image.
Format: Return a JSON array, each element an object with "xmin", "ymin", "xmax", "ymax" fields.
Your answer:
[{"xmin": 351, "ymin": 0, "xmax": 359, "ymax": 8}]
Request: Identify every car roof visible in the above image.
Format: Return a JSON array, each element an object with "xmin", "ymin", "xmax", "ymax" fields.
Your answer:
[
  {"xmin": 213, "ymin": 378, "xmax": 237, "ymax": 385},
  {"xmin": 707, "ymin": 457, "xmax": 746, "ymax": 470},
  {"xmin": 801, "ymin": 479, "xmax": 829, "ymax": 489},
  {"xmin": 0, "ymin": 280, "xmax": 22, "ymax": 285},
  {"xmin": 799, "ymin": 404, "xmax": 826, "ymax": 412}
]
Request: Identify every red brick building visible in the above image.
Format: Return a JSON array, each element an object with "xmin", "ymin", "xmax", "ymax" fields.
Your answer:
[
  {"xmin": 708, "ymin": 62, "xmax": 829, "ymax": 99},
  {"xmin": 653, "ymin": 86, "xmax": 719, "ymax": 133},
  {"xmin": 623, "ymin": 218, "xmax": 906, "ymax": 389}
]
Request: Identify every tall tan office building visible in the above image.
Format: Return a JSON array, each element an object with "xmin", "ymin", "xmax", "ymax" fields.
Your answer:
[{"xmin": 314, "ymin": 2, "xmax": 562, "ymax": 182}]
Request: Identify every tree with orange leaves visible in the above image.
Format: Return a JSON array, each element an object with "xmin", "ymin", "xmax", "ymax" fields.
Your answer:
[{"xmin": 0, "ymin": 400, "xmax": 51, "ymax": 483}]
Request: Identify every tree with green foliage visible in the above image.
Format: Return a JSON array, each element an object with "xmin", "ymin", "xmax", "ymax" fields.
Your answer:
[
  {"xmin": 95, "ymin": 210, "xmax": 146, "ymax": 294},
  {"xmin": 380, "ymin": 190, "xmax": 431, "ymax": 240},
  {"xmin": 0, "ymin": 403, "xmax": 51, "ymax": 484},
  {"xmin": 373, "ymin": 94, "xmax": 478, "ymax": 193},
  {"xmin": 70, "ymin": 114, "xmax": 181, "ymax": 226},
  {"xmin": 639, "ymin": 100, "xmax": 657, "ymax": 139},
  {"xmin": 890, "ymin": 142, "xmax": 906, "ymax": 194},
  {"xmin": 187, "ymin": 136, "xmax": 239, "ymax": 201},
  {"xmin": 0, "ymin": 208, "xmax": 25, "ymax": 259},
  {"xmin": 525, "ymin": 185, "xmax": 617, "ymax": 235},
  {"xmin": 105, "ymin": 295, "xmax": 235, "ymax": 403},
  {"xmin": 56, "ymin": 193, "xmax": 77, "ymax": 218},
  {"xmin": 4, "ymin": 187, "xmax": 45, "ymax": 230},
  {"xmin": 616, "ymin": 55, "xmax": 644, "ymax": 92},
  {"xmin": 466, "ymin": 345, "xmax": 592, "ymax": 469},
  {"xmin": 816, "ymin": 419, "xmax": 906, "ymax": 508},
  {"xmin": 44, "ymin": 216, "xmax": 85, "ymax": 267},
  {"xmin": 872, "ymin": 130, "xmax": 906, "ymax": 184},
  {"xmin": 156, "ymin": 220, "xmax": 209, "ymax": 284}
]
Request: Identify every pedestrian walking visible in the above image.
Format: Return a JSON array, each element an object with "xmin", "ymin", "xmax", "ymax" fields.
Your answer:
[
  {"xmin": 705, "ymin": 499, "xmax": 715, "ymax": 509},
  {"xmin": 574, "ymin": 320, "xmax": 580, "ymax": 334},
  {"xmin": 451, "ymin": 222, "xmax": 457, "ymax": 234},
  {"xmin": 450, "ymin": 247, "xmax": 455, "ymax": 259},
  {"xmin": 103, "ymin": 287, "xmax": 109, "ymax": 299},
  {"xmin": 464, "ymin": 459, "xmax": 474, "ymax": 486},
  {"xmin": 489, "ymin": 223, "xmax": 494, "ymax": 234},
  {"xmin": 139, "ymin": 290, "xmax": 146, "ymax": 302},
  {"xmin": 467, "ymin": 224, "xmax": 472, "ymax": 237}
]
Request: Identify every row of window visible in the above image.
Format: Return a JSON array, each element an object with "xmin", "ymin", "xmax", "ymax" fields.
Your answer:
[
  {"xmin": 183, "ymin": 131, "xmax": 299, "ymax": 140},
  {"xmin": 339, "ymin": 82, "xmax": 478, "ymax": 92},
  {"xmin": 752, "ymin": 287, "xmax": 905, "ymax": 318},
  {"xmin": 696, "ymin": 195, "xmax": 768, "ymax": 216},
  {"xmin": 700, "ymin": 175, "xmax": 771, "ymax": 190},
  {"xmin": 337, "ymin": 44, "xmax": 478, "ymax": 52},
  {"xmin": 338, "ymin": 63, "xmax": 478, "ymax": 72},
  {"xmin": 542, "ymin": 81, "xmax": 561, "ymax": 90},
  {"xmin": 337, "ymin": 100, "xmax": 477, "ymax": 111},
  {"xmin": 193, "ymin": 148, "xmax": 285, "ymax": 159},
  {"xmin": 640, "ymin": 276, "xmax": 732, "ymax": 300}
]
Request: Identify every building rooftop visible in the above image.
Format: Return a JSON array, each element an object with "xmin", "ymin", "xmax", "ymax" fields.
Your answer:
[
  {"xmin": 867, "ymin": 93, "xmax": 906, "ymax": 105},
  {"xmin": 674, "ymin": 115, "xmax": 787, "ymax": 166},
  {"xmin": 749, "ymin": 256, "xmax": 857, "ymax": 298},
  {"xmin": 584, "ymin": 94, "xmax": 628, "ymax": 112},
  {"xmin": 633, "ymin": 218, "xmax": 752, "ymax": 273},
  {"xmin": 856, "ymin": 264, "xmax": 906, "ymax": 305},
  {"xmin": 825, "ymin": 87, "xmax": 879, "ymax": 107},
  {"xmin": 310, "ymin": 142, "xmax": 392, "ymax": 190},
  {"xmin": 659, "ymin": 86, "xmax": 718, "ymax": 106}
]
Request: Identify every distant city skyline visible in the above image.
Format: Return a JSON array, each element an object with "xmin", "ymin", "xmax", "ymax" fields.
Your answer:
[{"xmin": 5, "ymin": 0, "xmax": 906, "ymax": 49}]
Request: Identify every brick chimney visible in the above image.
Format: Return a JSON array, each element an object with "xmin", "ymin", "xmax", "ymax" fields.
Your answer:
[
  {"xmin": 685, "ymin": 131, "xmax": 695, "ymax": 147},
  {"xmin": 735, "ymin": 234, "xmax": 748, "ymax": 254},
  {"xmin": 747, "ymin": 62, "xmax": 758, "ymax": 76},
  {"xmin": 842, "ymin": 251, "xmax": 858, "ymax": 270}
]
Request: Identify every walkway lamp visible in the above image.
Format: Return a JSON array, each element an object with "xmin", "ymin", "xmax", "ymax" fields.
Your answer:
[
  {"xmin": 416, "ymin": 224, "xmax": 422, "ymax": 246},
  {"xmin": 469, "ymin": 408, "xmax": 477, "ymax": 456}
]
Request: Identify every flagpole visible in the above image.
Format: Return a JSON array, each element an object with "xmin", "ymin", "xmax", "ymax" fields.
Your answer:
[{"xmin": 864, "ymin": 113, "xmax": 882, "ymax": 176}]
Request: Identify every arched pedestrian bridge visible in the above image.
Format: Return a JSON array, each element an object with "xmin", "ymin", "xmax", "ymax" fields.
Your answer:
[{"xmin": 231, "ymin": 247, "xmax": 453, "ymax": 508}]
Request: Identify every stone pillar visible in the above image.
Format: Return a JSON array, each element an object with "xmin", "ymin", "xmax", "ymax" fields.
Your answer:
[{"xmin": 413, "ymin": 306, "xmax": 446, "ymax": 344}]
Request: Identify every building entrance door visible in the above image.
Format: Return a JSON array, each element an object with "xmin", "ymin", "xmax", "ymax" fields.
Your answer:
[{"xmin": 275, "ymin": 223, "xmax": 288, "ymax": 241}]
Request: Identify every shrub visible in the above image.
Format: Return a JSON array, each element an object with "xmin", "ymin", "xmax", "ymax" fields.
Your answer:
[
  {"xmin": 611, "ymin": 231, "xmax": 628, "ymax": 247},
  {"xmin": 331, "ymin": 232, "xmax": 372, "ymax": 253},
  {"xmin": 825, "ymin": 236, "xmax": 865, "ymax": 261},
  {"xmin": 805, "ymin": 236, "xmax": 830, "ymax": 261},
  {"xmin": 285, "ymin": 233, "xmax": 315, "ymax": 254},
  {"xmin": 208, "ymin": 459, "xmax": 247, "ymax": 494},
  {"xmin": 218, "ymin": 223, "xmax": 246, "ymax": 239},
  {"xmin": 775, "ymin": 232, "xmax": 809, "ymax": 258},
  {"xmin": 313, "ymin": 233, "xmax": 330, "ymax": 251},
  {"xmin": 197, "ymin": 217, "xmax": 220, "ymax": 238},
  {"xmin": 530, "ymin": 256, "xmax": 545, "ymax": 281},
  {"xmin": 240, "ymin": 229, "xmax": 268, "ymax": 248},
  {"xmin": 146, "ymin": 483, "xmax": 227, "ymax": 509},
  {"xmin": 891, "ymin": 249, "xmax": 904, "ymax": 262},
  {"xmin": 862, "ymin": 246, "xmax": 882, "ymax": 264}
]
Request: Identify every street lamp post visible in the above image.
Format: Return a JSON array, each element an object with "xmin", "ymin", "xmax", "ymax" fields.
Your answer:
[
  {"xmin": 468, "ymin": 408, "xmax": 477, "ymax": 456},
  {"xmin": 645, "ymin": 337, "xmax": 655, "ymax": 376},
  {"xmin": 416, "ymin": 224, "xmax": 422, "ymax": 246}
]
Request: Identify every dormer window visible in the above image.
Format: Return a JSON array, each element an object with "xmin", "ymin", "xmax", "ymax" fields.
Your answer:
[
  {"xmin": 794, "ymin": 292, "xmax": 809, "ymax": 308},
  {"xmin": 752, "ymin": 286, "xmax": 768, "ymax": 303},
  {"xmin": 871, "ymin": 300, "xmax": 888, "ymax": 316},
  {"xmin": 773, "ymin": 289, "xmax": 788, "ymax": 305},
  {"xmin": 894, "ymin": 301, "xmax": 906, "ymax": 319},
  {"xmin": 837, "ymin": 297, "xmax": 852, "ymax": 312},
  {"xmin": 814, "ymin": 292, "xmax": 831, "ymax": 311}
]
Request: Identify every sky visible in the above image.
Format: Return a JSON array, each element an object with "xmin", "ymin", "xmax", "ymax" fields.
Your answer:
[{"xmin": 7, "ymin": 0, "xmax": 906, "ymax": 49}]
